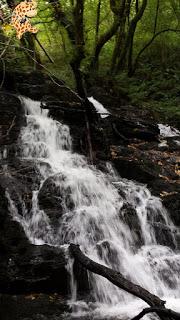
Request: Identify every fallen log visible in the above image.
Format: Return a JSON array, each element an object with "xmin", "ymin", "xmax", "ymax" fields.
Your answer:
[
  {"xmin": 131, "ymin": 307, "xmax": 180, "ymax": 320},
  {"xmin": 69, "ymin": 244, "xmax": 180, "ymax": 320},
  {"xmin": 70, "ymin": 244, "xmax": 164, "ymax": 307}
]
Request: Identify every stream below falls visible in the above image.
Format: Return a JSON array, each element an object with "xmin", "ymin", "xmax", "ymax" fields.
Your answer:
[{"xmin": 7, "ymin": 97, "xmax": 180, "ymax": 319}]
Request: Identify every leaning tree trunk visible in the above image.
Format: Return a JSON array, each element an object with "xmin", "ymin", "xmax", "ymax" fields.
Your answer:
[{"xmin": 70, "ymin": 244, "xmax": 180, "ymax": 320}]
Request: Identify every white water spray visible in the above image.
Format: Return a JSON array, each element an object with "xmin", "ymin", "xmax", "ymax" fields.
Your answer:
[
  {"xmin": 8, "ymin": 97, "xmax": 180, "ymax": 319},
  {"xmin": 88, "ymin": 96, "xmax": 110, "ymax": 118}
]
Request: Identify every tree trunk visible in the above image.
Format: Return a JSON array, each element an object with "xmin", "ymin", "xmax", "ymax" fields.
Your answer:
[
  {"xmin": 95, "ymin": 0, "xmax": 101, "ymax": 50},
  {"xmin": 70, "ymin": 244, "xmax": 165, "ymax": 307},
  {"xmin": 111, "ymin": 0, "xmax": 132, "ymax": 73},
  {"xmin": 90, "ymin": 18, "xmax": 120, "ymax": 70},
  {"xmin": 70, "ymin": 244, "xmax": 180, "ymax": 320},
  {"xmin": 115, "ymin": 0, "xmax": 147, "ymax": 74},
  {"xmin": 110, "ymin": 17, "xmax": 126, "ymax": 73},
  {"xmin": 90, "ymin": 0, "xmax": 130, "ymax": 70}
]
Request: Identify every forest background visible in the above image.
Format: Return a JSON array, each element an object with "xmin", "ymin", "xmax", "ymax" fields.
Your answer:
[{"xmin": 0, "ymin": 0, "xmax": 180, "ymax": 124}]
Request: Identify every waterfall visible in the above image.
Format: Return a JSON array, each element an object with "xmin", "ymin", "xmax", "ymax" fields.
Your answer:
[{"xmin": 7, "ymin": 97, "xmax": 180, "ymax": 319}]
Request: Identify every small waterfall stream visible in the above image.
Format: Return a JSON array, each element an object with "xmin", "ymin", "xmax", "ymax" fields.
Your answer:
[{"xmin": 7, "ymin": 97, "xmax": 180, "ymax": 319}]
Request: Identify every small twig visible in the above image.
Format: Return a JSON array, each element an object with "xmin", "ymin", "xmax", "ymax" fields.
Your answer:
[
  {"xmin": 132, "ymin": 28, "xmax": 180, "ymax": 74},
  {"xmin": 33, "ymin": 34, "xmax": 54, "ymax": 63},
  {"xmin": 1, "ymin": 116, "xmax": 16, "ymax": 138},
  {"xmin": 112, "ymin": 123, "xmax": 129, "ymax": 141},
  {"xmin": 0, "ymin": 57, "xmax": 5, "ymax": 89},
  {"xmin": 0, "ymin": 165, "xmax": 39, "ymax": 176},
  {"xmin": 0, "ymin": 37, "xmax": 12, "ymax": 59},
  {"xmin": 0, "ymin": 41, "xmax": 34, "ymax": 53}
]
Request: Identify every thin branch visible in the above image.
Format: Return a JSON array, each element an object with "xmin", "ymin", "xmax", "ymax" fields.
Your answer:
[
  {"xmin": 0, "ymin": 41, "xmax": 35, "ymax": 53},
  {"xmin": 153, "ymin": 0, "xmax": 160, "ymax": 35},
  {"xmin": 33, "ymin": 34, "xmax": 54, "ymax": 63},
  {"xmin": 131, "ymin": 28, "xmax": 180, "ymax": 75},
  {"xmin": 0, "ymin": 58, "xmax": 6, "ymax": 89},
  {"xmin": 0, "ymin": 165, "xmax": 38, "ymax": 176},
  {"xmin": 0, "ymin": 37, "xmax": 12, "ymax": 59},
  {"xmin": 34, "ymin": 20, "xmax": 55, "ymax": 25},
  {"xmin": 1, "ymin": 116, "xmax": 16, "ymax": 138},
  {"xmin": 131, "ymin": 307, "xmax": 180, "ymax": 320}
]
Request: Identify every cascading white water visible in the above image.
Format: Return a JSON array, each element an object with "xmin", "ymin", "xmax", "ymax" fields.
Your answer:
[{"xmin": 8, "ymin": 96, "xmax": 180, "ymax": 319}]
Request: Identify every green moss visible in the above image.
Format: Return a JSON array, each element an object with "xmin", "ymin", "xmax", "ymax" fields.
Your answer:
[{"xmin": 115, "ymin": 67, "xmax": 180, "ymax": 127}]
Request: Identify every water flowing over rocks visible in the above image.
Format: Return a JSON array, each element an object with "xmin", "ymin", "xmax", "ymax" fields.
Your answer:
[{"xmin": 0, "ymin": 71, "xmax": 180, "ymax": 319}]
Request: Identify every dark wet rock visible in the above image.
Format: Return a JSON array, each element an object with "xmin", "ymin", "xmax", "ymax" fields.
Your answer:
[
  {"xmin": 112, "ymin": 117, "xmax": 159, "ymax": 142},
  {"xmin": 4, "ymin": 71, "xmax": 81, "ymax": 103},
  {"xmin": 0, "ymin": 92, "xmax": 25, "ymax": 147},
  {"xmin": 49, "ymin": 103, "xmax": 87, "ymax": 154},
  {"xmin": 120, "ymin": 202, "xmax": 143, "ymax": 247},
  {"xmin": 0, "ymin": 173, "xmax": 30, "ymax": 258},
  {"xmin": 87, "ymin": 78, "xmax": 130, "ymax": 110},
  {"xmin": 1, "ymin": 244, "xmax": 69, "ymax": 295},
  {"xmin": 38, "ymin": 174, "xmax": 74, "ymax": 228},
  {"xmin": 113, "ymin": 158, "xmax": 158, "ymax": 184},
  {"xmin": 0, "ymin": 168, "xmax": 88, "ymax": 298},
  {"xmin": 0, "ymin": 159, "xmax": 41, "ymax": 217},
  {"xmin": 46, "ymin": 97, "xmax": 100, "ymax": 156},
  {"xmin": 96, "ymin": 240, "xmax": 122, "ymax": 268},
  {"xmin": 0, "ymin": 181, "xmax": 69, "ymax": 295},
  {"xmin": 0, "ymin": 294, "xmax": 69, "ymax": 320},
  {"xmin": 163, "ymin": 195, "xmax": 180, "ymax": 227},
  {"xmin": 151, "ymin": 222, "xmax": 176, "ymax": 249}
]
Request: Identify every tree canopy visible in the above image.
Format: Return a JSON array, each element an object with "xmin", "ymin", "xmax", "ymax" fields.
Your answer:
[{"xmin": 0, "ymin": 0, "xmax": 180, "ymax": 114}]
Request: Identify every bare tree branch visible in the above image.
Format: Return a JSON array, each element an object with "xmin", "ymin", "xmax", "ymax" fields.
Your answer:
[
  {"xmin": 131, "ymin": 28, "xmax": 180, "ymax": 75},
  {"xmin": 70, "ymin": 244, "xmax": 180, "ymax": 320},
  {"xmin": 70, "ymin": 244, "xmax": 165, "ymax": 307},
  {"xmin": 1, "ymin": 116, "xmax": 16, "ymax": 138},
  {"xmin": 0, "ymin": 37, "xmax": 12, "ymax": 59},
  {"xmin": 153, "ymin": 0, "xmax": 160, "ymax": 35},
  {"xmin": 0, "ymin": 57, "xmax": 6, "ymax": 89},
  {"xmin": 131, "ymin": 307, "xmax": 180, "ymax": 320}
]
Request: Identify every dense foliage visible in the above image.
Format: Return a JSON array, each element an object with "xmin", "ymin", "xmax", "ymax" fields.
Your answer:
[{"xmin": 0, "ymin": 0, "xmax": 180, "ymax": 120}]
